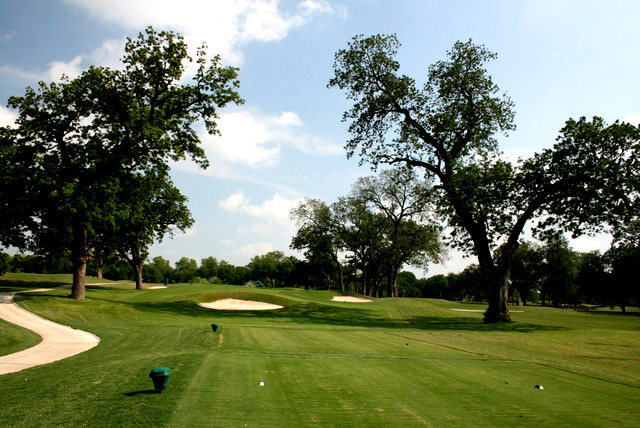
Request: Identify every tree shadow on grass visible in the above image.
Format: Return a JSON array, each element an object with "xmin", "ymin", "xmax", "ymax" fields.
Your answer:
[
  {"xmin": 102, "ymin": 298, "xmax": 565, "ymax": 333},
  {"xmin": 406, "ymin": 316, "xmax": 565, "ymax": 332},
  {"xmin": 0, "ymin": 279, "xmax": 70, "ymax": 293},
  {"xmin": 124, "ymin": 389, "xmax": 161, "ymax": 396}
]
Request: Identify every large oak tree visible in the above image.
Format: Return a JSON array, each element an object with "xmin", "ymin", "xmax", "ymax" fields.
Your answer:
[
  {"xmin": 329, "ymin": 34, "xmax": 640, "ymax": 322},
  {"xmin": 0, "ymin": 27, "xmax": 242, "ymax": 299}
]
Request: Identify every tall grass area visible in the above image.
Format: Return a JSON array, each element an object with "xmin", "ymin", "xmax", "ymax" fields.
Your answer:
[{"xmin": 0, "ymin": 274, "xmax": 638, "ymax": 427}]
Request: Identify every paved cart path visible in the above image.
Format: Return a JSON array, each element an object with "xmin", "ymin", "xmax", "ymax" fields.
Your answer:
[{"xmin": 0, "ymin": 289, "xmax": 100, "ymax": 375}]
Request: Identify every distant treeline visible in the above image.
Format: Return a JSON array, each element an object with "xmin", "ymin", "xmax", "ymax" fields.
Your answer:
[{"xmin": 2, "ymin": 236, "xmax": 638, "ymax": 310}]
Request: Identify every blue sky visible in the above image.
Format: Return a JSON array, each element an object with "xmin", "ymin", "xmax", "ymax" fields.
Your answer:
[{"xmin": 1, "ymin": 0, "xmax": 639, "ymax": 276}]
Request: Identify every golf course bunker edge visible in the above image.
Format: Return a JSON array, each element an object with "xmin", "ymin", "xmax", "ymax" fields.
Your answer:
[
  {"xmin": 331, "ymin": 296, "xmax": 373, "ymax": 303},
  {"xmin": 198, "ymin": 298, "xmax": 284, "ymax": 311}
]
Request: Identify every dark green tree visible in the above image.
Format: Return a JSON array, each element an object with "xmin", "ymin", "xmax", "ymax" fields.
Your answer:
[
  {"xmin": 115, "ymin": 169, "xmax": 193, "ymax": 289},
  {"xmin": 332, "ymin": 195, "xmax": 388, "ymax": 296},
  {"xmin": 198, "ymin": 256, "xmax": 219, "ymax": 283},
  {"xmin": 0, "ymin": 27, "xmax": 242, "ymax": 299},
  {"xmin": 247, "ymin": 251, "xmax": 287, "ymax": 286},
  {"xmin": 143, "ymin": 256, "xmax": 174, "ymax": 284},
  {"xmin": 541, "ymin": 237, "xmax": 578, "ymax": 307},
  {"xmin": 510, "ymin": 241, "xmax": 544, "ymax": 305},
  {"xmin": 576, "ymin": 251, "xmax": 608, "ymax": 306},
  {"xmin": 353, "ymin": 167, "xmax": 444, "ymax": 297},
  {"xmin": 174, "ymin": 257, "xmax": 198, "ymax": 283},
  {"xmin": 329, "ymin": 34, "xmax": 640, "ymax": 322},
  {"xmin": 605, "ymin": 244, "xmax": 640, "ymax": 313},
  {"xmin": 291, "ymin": 198, "xmax": 344, "ymax": 290}
]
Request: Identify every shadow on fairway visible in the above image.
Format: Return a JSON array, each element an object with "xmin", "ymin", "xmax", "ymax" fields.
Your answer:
[
  {"xmin": 406, "ymin": 316, "xmax": 565, "ymax": 332},
  {"xmin": 100, "ymin": 298, "xmax": 565, "ymax": 333},
  {"xmin": 124, "ymin": 389, "xmax": 161, "ymax": 396},
  {"xmin": 0, "ymin": 279, "xmax": 69, "ymax": 293}
]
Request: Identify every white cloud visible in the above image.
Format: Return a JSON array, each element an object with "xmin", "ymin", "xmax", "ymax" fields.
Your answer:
[
  {"xmin": 220, "ymin": 238, "xmax": 236, "ymax": 247},
  {"xmin": 623, "ymin": 112, "xmax": 640, "ymax": 127},
  {"xmin": 219, "ymin": 191, "xmax": 251, "ymax": 212},
  {"xmin": 2, "ymin": 1, "xmax": 339, "ymax": 89},
  {"xmin": 178, "ymin": 226, "xmax": 198, "ymax": 238},
  {"xmin": 65, "ymin": 0, "xmax": 339, "ymax": 65},
  {"xmin": 207, "ymin": 111, "xmax": 282, "ymax": 167},
  {"xmin": 172, "ymin": 109, "xmax": 342, "ymax": 177},
  {"xmin": 0, "ymin": 31, "xmax": 15, "ymax": 42},
  {"xmin": 235, "ymin": 241, "xmax": 275, "ymax": 257},
  {"xmin": 47, "ymin": 55, "xmax": 84, "ymax": 81},
  {"xmin": 0, "ymin": 106, "xmax": 18, "ymax": 128},
  {"xmin": 0, "ymin": 55, "xmax": 85, "ymax": 84},
  {"xmin": 237, "ymin": 224, "xmax": 270, "ymax": 235},
  {"xmin": 219, "ymin": 191, "xmax": 301, "ymax": 221},
  {"xmin": 89, "ymin": 38, "xmax": 127, "ymax": 70}
]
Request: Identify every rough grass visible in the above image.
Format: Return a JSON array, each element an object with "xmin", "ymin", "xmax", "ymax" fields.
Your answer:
[
  {"xmin": 0, "ymin": 277, "xmax": 638, "ymax": 427},
  {"xmin": 0, "ymin": 318, "xmax": 42, "ymax": 357}
]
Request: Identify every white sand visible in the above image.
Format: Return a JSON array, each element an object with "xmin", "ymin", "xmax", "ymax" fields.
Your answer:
[
  {"xmin": 198, "ymin": 299, "xmax": 284, "ymax": 311},
  {"xmin": 332, "ymin": 296, "xmax": 372, "ymax": 303},
  {"xmin": 0, "ymin": 289, "xmax": 100, "ymax": 375},
  {"xmin": 146, "ymin": 285, "xmax": 168, "ymax": 289}
]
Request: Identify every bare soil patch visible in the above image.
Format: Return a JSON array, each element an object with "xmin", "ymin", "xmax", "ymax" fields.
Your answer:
[
  {"xmin": 332, "ymin": 296, "xmax": 373, "ymax": 303},
  {"xmin": 198, "ymin": 298, "xmax": 284, "ymax": 311}
]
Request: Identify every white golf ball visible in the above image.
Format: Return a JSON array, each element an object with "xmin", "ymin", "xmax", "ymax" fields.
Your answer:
[{"xmin": 259, "ymin": 381, "xmax": 265, "ymax": 386}]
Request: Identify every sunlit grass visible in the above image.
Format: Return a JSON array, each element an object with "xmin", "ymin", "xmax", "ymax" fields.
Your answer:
[{"xmin": 0, "ymin": 277, "xmax": 638, "ymax": 426}]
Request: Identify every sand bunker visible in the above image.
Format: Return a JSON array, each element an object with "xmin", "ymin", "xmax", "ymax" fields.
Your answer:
[
  {"xmin": 146, "ymin": 285, "xmax": 168, "ymax": 289},
  {"xmin": 198, "ymin": 299, "xmax": 284, "ymax": 311},
  {"xmin": 332, "ymin": 296, "xmax": 372, "ymax": 303}
]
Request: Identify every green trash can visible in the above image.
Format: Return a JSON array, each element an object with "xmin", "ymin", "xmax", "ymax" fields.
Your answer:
[
  {"xmin": 211, "ymin": 323, "xmax": 219, "ymax": 332},
  {"xmin": 149, "ymin": 367, "xmax": 171, "ymax": 392}
]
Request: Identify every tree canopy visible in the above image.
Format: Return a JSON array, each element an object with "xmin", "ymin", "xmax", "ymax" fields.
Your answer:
[
  {"xmin": 329, "ymin": 34, "xmax": 640, "ymax": 322},
  {"xmin": 0, "ymin": 27, "xmax": 242, "ymax": 299},
  {"xmin": 291, "ymin": 167, "xmax": 445, "ymax": 296}
]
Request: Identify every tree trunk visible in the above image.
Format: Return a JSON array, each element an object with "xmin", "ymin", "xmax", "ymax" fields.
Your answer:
[
  {"xmin": 69, "ymin": 228, "xmax": 89, "ymax": 300},
  {"xmin": 134, "ymin": 264, "xmax": 143, "ymax": 290},
  {"xmin": 483, "ymin": 265, "xmax": 512, "ymax": 323},
  {"xmin": 123, "ymin": 245, "xmax": 144, "ymax": 290},
  {"xmin": 95, "ymin": 256, "xmax": 106, "ymax": 279}
]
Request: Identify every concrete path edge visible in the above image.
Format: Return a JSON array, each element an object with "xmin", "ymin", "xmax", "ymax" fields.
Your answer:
[{"xmin": 0, "ymin": 288, "xmax": 100, "ymax": 375}]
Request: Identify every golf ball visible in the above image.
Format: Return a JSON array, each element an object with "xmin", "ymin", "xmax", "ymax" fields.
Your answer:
[{"xmin": 259, "ymin": 381, "xmax": 265, "ymax": 386}]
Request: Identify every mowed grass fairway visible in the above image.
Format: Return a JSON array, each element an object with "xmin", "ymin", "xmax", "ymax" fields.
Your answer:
[{"xmin": 0, "ymin": 274, "xmax": 639, "ymax": 427}]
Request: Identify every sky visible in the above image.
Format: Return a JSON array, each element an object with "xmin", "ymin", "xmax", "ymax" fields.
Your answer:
[{"xmin": 1, "ymin": 0, "xmax": 639, "ymax": 276}]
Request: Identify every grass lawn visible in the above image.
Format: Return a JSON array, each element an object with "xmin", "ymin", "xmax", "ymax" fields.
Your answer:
[{"xmin": 0, "ymin": 274, "xmax": 639, "ymax": 427}]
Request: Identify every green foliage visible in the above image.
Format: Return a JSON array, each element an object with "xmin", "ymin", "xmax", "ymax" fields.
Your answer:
[
  {"xmin": 291, "ymin": 167, "xmax": 444, "ymax": 296},
  {"xmin": 103, "ymin": 259, "xmax": 133, "ymax": 281},
  {"xmin": 174, "ymin": 257, "xmax": 198, "ymax": 283},
  {"xmin": 0, "ymin": 253, "xmax": 8, "ymax": 276},
  {"xmin": 198, "ymin": 256, "xmax": 219, "ymax": 282},
  {"xmin": 216, "ymin": 261, "xmax": 249, "ymax": 285},
  {"xmin": 510, "ymin": 241, "xmax": 544, "ymax": 305},
  {"xmin": 0, "ymin": 26, "xmax": 242, "ymax": 297},
  {"xmin": 330, "ymin": 34, "xmax": 640, "ymax": 322},
  {"xmin": 606, "ymin": 244, "xmax": 640, "ymax": 312}
]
